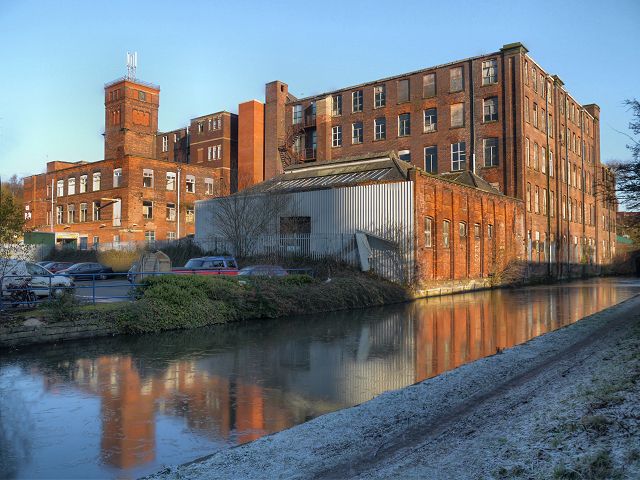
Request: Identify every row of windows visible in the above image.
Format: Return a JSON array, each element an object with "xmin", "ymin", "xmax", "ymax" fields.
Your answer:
[
  {"xmin": 423, "ymin": 218, "xmax": 494, "ymax": 248},
  {"xmin": 524, "ymin": 97, "xmax": 553, "ymax": 137},
  {"xmin": 53, "ymin": 201, "xmax": 195, "ymax": 224},
  {"xmin": 297, "ymin": 60, "xmax": 499, "ymax": 122},
  {"xmin": 160, "ymin": 133, "xmax": 183, "ymax": 152},
  {"xmin": 329, "ymin": 100, "xmax": 498, "ymax": 147},
  {"xmin": 143, "ymin": 169, "xmax": 218, "ymax": 194},
  {"xmin": 524, "ymin": 138, "xmax": 554, "ymax": 176},
  {"xmin": 196, "ymin": 117, "xmax": 222, "ymax": 134},
  {"xmin": 55, "ymin": 169, "xmax": 218, "ymax": 197},
  {"xmin": 523, "ymin": 60, "xmax": 590, "ymax": 133},
  {"xmin": 56, "ymin": 171, "xmax": 111, "ymax": 197}
]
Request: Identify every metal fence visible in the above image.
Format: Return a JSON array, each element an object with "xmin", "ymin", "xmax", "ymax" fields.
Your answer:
[
  {"xmin": 0, "ymin": 268, "xmax": 317, "ymax": 311},
  {"xmin": 203, "ymin": 234, "xmax": 360, "ymax": 266}
]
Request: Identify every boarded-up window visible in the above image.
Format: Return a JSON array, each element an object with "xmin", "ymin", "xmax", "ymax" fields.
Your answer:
[
  {"xmin": 423, "ymin": 73, "xmax": 436, "ymax": 97},
  {"xmin": 397, "ymin": 79, "xmax": 410, "ymax": 103},
  {"xmin": 424, "ymin": 217, "xmax": 433, "ymax": 247},
  {"xmin": 443, "ymin": 220, "xmax": 450, "ymax": 248},
  {"xmin": 450, "ymin": 67, "xmax": 463, "ymax": 92},
  {"xmin": 280, "ymin": 216, "xmax": 311, "ymax": 234},
  {"xmin": 450, "ymin": 103, "xmax": 464, "ymax": 128}
]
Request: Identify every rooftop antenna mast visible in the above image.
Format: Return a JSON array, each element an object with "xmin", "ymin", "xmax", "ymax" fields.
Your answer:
[{"xmin": 126, "ymin": 52, "xmax": 137, "ymax": 80}]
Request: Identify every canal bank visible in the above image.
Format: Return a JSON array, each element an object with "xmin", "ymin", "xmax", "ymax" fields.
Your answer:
[{"xmin": 148, "ymin": 288, "xmax": 640, "ymax": 479}]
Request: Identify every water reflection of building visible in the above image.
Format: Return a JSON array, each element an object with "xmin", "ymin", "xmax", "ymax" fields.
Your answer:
[
  {"xmin": 413, "ymin": 284, "xmax": 621, "ymax": 381},
  {"xmin": 37, "ymin": 280, "xmax": 628, "ymax": 473}
]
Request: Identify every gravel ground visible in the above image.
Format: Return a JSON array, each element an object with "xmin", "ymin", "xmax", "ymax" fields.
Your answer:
[{"xmin": 147, "ymin": 294, "xmax": 640, "ymax": 480}]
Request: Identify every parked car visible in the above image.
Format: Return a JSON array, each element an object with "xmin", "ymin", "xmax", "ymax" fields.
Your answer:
[
  {"xmin": 44, "ymin": 261, "xmax": 75, "ymax": 273},
  {"xmin": 58, "ymin": 262, "xmax": 114, "ymax": 280},
  {"xmin": 1, "ymin": 259, "xmax": 75, "ymax": 299},
  {"xmin": 36, "ymin": 261, "xmax": 52, "ymax": 268},
  {"xmin": 172, "ymin": 256, "xmax": 239, "ymax": 276},
  {"xmin": 238, "ymin": 265, "xmax": 288, "ymax": 277}
]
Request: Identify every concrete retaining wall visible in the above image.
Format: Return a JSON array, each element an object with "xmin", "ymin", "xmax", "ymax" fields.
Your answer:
[{"xmin": 0, "ymin": 317, "xmax": 118, "ymax": 349}]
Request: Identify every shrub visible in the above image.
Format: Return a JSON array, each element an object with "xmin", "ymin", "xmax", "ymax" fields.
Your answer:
[{"xmin": 120, "ymin": 272, "xmax": 410, "ymax": 333}]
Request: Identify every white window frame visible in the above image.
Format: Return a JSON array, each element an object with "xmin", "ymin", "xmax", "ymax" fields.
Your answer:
[
  {"xmin": 205, "ymin": 177, "xmax": 214, "ymax": 195},
  {"xmin": 424, "ymin": 146, "xmax": 437, "ymax": 173},
  {"xmin": 398, "ymin": 113, "xmax": 410, "ymax": 137},
  {"xmin": 143, "ymin": 169, "xmax": 154, "ymax": 188},
  {"xmin": 56, "ymin": 180, "xmax": 64, "ymax": 197},
  {"xmin": 186, "ymin": 174, "xmax": 196, "ymax": 193},
  {"xmin": 332, "ymin": 94, "xmax": 342, "ymax": 116},
  {"xmin": 162, "ymin": 135, "xmax": 168, "ymax": 152},
  {"xmin": 67, "ymin": 178, "xmax": 76, "ymax": 195},
  {"xmin": 352, "ymin": 90, "xmax": 363, "ymax": 112},
  {"xmin": 374, "ymin": 117, "xmax": 385, "ymax": 140},
  {"xmin": 482, "ymin": 59, "xmax": 498, "ymax": 85},
  {"xmin": 352, "ymin": 122, "xmax": 363, "ymax": 144},
  {"xmin": 113, "ymin": 168, "xmax": 122, "ymax": 188},
  {"xmin": 483, "ymin": 138, "xmax": 499, "ymax": 167},
  {"xmin": 166, "ymin": 172, "xmax": 176, "ymax": 191},
  {"xmin": 166, "ymin": 202, "xmax": 176, "ymax": 221},
  {"xmin": 424, "ymin": 217, "xmax": 433, "ymax": 247},
  {"xmin": 374, "ymin": 85, "xmax": 385, "ymax": 108},
  {"xmin": 92, "ymin": 172, "xmax": 101, "ymax": 192},
  {"xmin": 292, "ymin": 105, "xmax": 303, "ymax": 124},
  {"xmin": 142, "ymin": 200, "xmax": 153, "ymax": 219},
  {"xmin": 332, "ymin": 125, "xmax": 342, "ymax": 147},
  {"xmin": 451, "ymin": 142, "xmax": 466, "ymax": 171},
  {"xmin": 423, "ymin": 108, "xmax": 437, "ymax": 132},
  {"xmin": 483, "ymin": 97, "xmax": 498, "ymax": 122}
]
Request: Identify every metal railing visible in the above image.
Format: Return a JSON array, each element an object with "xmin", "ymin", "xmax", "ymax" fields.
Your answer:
[{"xmin": 0, "ymin": 268, "xmax": 316, "ymax": 311}]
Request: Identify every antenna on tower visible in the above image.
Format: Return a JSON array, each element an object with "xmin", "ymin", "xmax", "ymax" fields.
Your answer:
[{"xmin": 126, "ymin": 52, "xmax": 137, "ymax": 80}]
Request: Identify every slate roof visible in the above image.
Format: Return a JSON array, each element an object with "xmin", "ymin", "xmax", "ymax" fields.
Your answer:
[
  {"xmin": 244, "ymin": 152, "xmax": 410, "ymax": 194},
  {"xmin": 238, "ymin": 151, "xmax": 506, "ymax": 197}
]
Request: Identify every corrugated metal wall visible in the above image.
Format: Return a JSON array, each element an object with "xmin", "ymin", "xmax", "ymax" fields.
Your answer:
[{"xmin": 195, "ymin": 181, "xmax": 414, "ymax": 281}]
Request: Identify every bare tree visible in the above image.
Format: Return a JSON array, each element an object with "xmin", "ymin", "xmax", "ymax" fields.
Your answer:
[
  {"xmin": 213, "ymin": 192, "xmax": 291, "ymax": 258},
  {"xmin": 607, "ymin": 99, "xmax": 640, "ymax": 211}
]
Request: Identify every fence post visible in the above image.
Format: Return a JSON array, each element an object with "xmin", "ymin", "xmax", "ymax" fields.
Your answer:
[{"xmin": 92, "ymin": 274, "xmax": 96, "ymax": 305}]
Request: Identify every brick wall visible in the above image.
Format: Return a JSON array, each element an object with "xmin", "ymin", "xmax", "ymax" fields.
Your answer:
[
  {"xmin": 411, "ymin": 169, "xmax": 525, "ymax": 286},
  {"xmin": 23, "ymin": 156, "xmax": 224, "ymax": 245}
]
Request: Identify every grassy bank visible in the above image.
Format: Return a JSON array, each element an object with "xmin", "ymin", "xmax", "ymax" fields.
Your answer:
[
  {"xmin": 117, "ymin": 273, "xmax": 409, "ymax": 333},
  {"xmin": 1, "ymin": 273, "xmax": 410, "ymax": 342}
]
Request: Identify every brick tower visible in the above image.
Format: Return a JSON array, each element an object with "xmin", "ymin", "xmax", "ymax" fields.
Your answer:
[{"xmin": 104, "ymin": 78, "xmax": 159, "ymax": 160}]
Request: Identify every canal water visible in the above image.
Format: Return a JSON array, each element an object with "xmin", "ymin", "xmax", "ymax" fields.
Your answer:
[{"xmin": 1, "ymin": 277, "xmax": 639, "ymax": 479}]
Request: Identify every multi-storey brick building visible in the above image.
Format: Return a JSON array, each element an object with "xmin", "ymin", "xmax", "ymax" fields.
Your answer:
[
  {"xmin": 23, "ymin": 76, "xmax": 234, "ymax": 247},
  {"xmin": 264, "ymin": 42, "xmax": 617, "ymax": 272}
]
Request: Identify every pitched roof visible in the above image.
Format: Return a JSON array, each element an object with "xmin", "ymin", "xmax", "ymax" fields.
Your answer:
[
  {"xmin": 243, "ymin": 152, "xmax": 410, "ymax": 194},
  {"xmin": 438, "ymin": 171, "xmax": 502, "ymax": 195}
]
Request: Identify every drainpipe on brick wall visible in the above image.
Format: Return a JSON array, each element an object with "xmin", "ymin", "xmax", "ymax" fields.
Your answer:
[
  {"xmin": 177, "ymin": 167, "xmax": 181, "ymax": 239},
  {"xmin": 469, "ymin": 59, "xmax": 476, "ymax": 175},
  {"xmin": 51, "ymin": 178, "xmax": 55, "ymax": 233},
  {"xmin": 545, "ymin": 76, "xmax": 552, "ymax": 277}
]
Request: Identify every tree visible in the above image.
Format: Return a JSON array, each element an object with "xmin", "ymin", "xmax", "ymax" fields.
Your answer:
[
  {"xmin": 212, "ymin": 192, "xmax": 291, "ymax": 258},
  {"xmin": 1, "ymin": 174, "xmax": 24, "ymax": 204},
  {"xmin": 0, "ymin": 188, "xmax": 24, "ymax": 244},
  {"xmin": 608, "ymin": 99, "xmax": 640, "ymax": 211}
]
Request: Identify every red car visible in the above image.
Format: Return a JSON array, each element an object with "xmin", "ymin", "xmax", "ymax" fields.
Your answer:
[{"xmin": 171, "ymin": 256, "xmax": 239, "ymax": 276}]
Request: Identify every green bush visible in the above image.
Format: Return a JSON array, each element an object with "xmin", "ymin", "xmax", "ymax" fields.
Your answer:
[{"xmin": 120, "ymin": 273, "xmax": 409, "ymax": 334}]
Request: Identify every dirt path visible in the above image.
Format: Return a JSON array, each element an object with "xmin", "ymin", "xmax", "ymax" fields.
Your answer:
[{"xmin": 148, "ymin": 294, "xmax": 640, "ymax": 480}]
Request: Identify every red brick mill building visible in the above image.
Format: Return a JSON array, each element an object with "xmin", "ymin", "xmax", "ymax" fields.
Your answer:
[
  {"xmin": 23, "ymin": 75, "xmax": 250, "ymax": 248},
  {"xmin": 262, "ymin": 42, "xmax": 616, "ymax": 278},
  {"xmin": 23, "ymin": 41, "xmax": 616, "ymax": 282}
]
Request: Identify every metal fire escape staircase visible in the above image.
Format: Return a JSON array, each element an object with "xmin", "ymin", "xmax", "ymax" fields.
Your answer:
[{"xmin": 278, "ymin": 124, "xmax": 306, "ymax": 169}]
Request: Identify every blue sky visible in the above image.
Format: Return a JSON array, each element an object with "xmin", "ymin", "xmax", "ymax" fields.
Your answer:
[{"xmin": 0, "ymin": 0, "xmax": 638, "ymax": 178}]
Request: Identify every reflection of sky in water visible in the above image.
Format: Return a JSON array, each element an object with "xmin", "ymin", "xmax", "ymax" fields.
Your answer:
[{"xmin": 1, "ymin": 277, "xmax": 639, "ymax": 479}]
